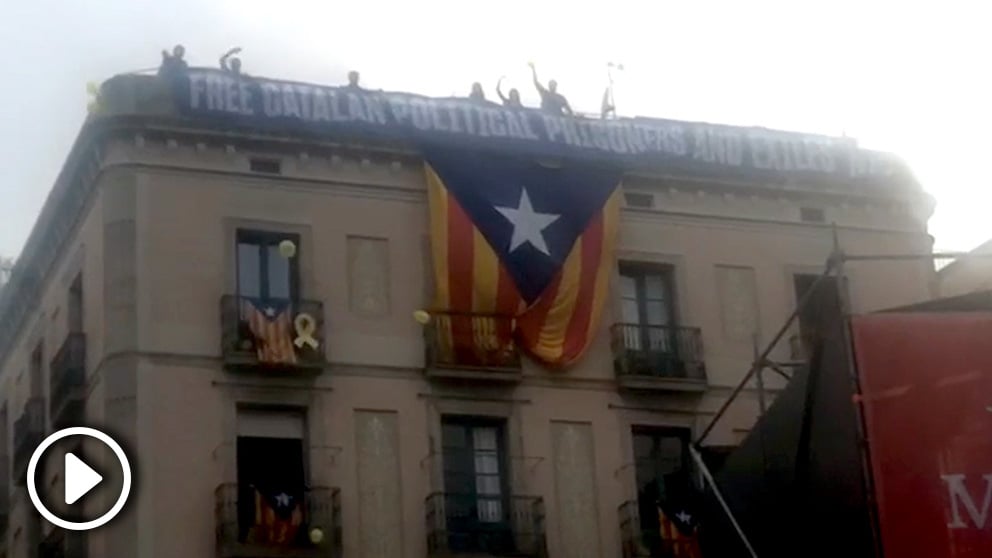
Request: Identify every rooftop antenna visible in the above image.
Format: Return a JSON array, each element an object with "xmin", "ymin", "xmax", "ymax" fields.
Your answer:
[{"xmin": 601, "ymin": 61, "xmax": 624, "ymax": 119}]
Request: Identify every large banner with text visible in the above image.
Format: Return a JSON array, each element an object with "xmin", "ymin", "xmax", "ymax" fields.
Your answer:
[{"xmin": 169, "ymin": 69, "xmax": 910, "ymax": 186}]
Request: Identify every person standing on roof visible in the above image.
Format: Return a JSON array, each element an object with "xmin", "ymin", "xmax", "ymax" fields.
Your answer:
[
  {"xmin": 345, "ymin": 70, "xmax": 362, "ymax": 89},
  {"xmin": 220, "ymin": 47, "xmax": 243, "ymax": 75},
  {"xmin": 496, "ymin": 76, "xmax": 523, "ymax": 108},
  {"xmin": 528, "ymin": 62, "xmax": 572, "ymax": 116}
]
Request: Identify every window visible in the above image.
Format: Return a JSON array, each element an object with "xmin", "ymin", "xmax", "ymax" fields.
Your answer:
[
  {"xmin": 623, "ymin": 192, "xmax": 654, "ymax": 208},
  {"xmin": 619, "ymin": 263, "xmax": 676, "ymax": 328},
  {"xmin": 249, "ymin": 157, "xmax": 282, "ymax": 174},
  {"xmin": 236, "ymin": 230, "xmax": 300, "ymax": 301},
  {"xmin": 632, "ymin": 427, "xmax": 691, "ymax": 555},
  {"xmin": 235, "ymin": 409, "xmax": 306, "ymax": 544},
  {"xmin": 800, "ymin": 207, "xmax": 826, "ymax": 223},
  {"xmin": 618, "ymin": 263, "xmax": 678, "ymax": 355},
  {"xmin": 441, "ymin": 416, "xmax": 511, "ymax": 553},
  {"xmin": 29, "ymin": 343, "xmax": 43, "ymax": 398},
  {"xmin": 793, "ymin": 273, "xmax": 840, "ymax": 356},
  {"xmin": 68, "ymin": 274, "xmax": 83, "ymax": 334}
]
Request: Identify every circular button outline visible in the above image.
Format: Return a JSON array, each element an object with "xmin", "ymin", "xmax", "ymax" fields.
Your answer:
[{"xmin": 27, "ymin": 427, "xmax": 132, "ymax": 531}]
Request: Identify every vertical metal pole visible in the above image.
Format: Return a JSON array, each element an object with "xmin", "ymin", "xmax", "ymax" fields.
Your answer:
[
  {"xmin": 753, "ymin": 334, "xmax": 766, "ymax": 414},
  {"xmin": 831, "ymin": 228, "xmax": 885, "ymax": 558},
  {"xmin": 690, "ymin": 446, "xmax": 760, "ymax": 558}
]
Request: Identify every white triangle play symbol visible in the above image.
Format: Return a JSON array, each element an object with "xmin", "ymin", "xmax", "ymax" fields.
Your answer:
[{"xmin": 64, "ymin": 452, "xmax": 102, "ymax": 505}]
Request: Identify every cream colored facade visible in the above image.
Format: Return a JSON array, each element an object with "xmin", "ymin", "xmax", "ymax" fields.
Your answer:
[{"xmin": 0, "ymin": 74, "xmax": 936, "ymax": 558}]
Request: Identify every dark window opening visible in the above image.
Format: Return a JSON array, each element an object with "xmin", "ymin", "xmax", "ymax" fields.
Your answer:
[
  {"xmin": 632, "ymin": 426, "xmax": 691, "ymax": 555},
  {"xmin": 29, "ymin": 343, "xmax": 43, "ymax": 399},
  {"xmin": 236, "ymin": 436, "xmax": 306, "ymax": 545},
  {"xmin": 800, "ymin": 207, "xmax": 826, "ymax": 223},
  {"xmin": 793, "ymin": 273, "xmax": 841, "ymax": 357},
  {"xmin": 249, "ymin": 158, "xmax": 282, "ymax": 174},
  {"xmin": 441, "ymin": 416, "xmax": 512, "ymax": 554},
  {"xmin": 623, "ymin": 192, "xmax": 654, "ymax": 208},
  {"xmin": 236, "ymin": 229, "xmax": 300, "ymax": 302},
  {"xmin": 68, "ymin": 274, "xmax": 83, "ymax": 334}
]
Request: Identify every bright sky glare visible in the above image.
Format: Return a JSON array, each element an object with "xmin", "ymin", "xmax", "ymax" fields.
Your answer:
[{"xmin": 1, "ymin": 0, "xmax": 989, "ymax": 258}]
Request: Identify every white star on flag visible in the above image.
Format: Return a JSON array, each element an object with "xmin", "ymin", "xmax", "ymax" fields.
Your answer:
[
  {"xmin": 676, "ymin": 510, "xmax": 692, "ymax": 524},
  {"xmin": 495, "ymin": 188, "xmax": 560, "ymax": 256},
  {"xmin": 275, "ymin": 492, "xmax": 291, "ymax": 507}
]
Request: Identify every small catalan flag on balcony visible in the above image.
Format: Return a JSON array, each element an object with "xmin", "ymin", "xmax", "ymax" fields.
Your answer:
[
  {"xmin": 249, "ymin": 487, "xmax": 303, "ymax": 546},
  {"xmin": 425, "ymin": 149, "xmax": 621, "ymax": 368},
  {"xmin": 241, "ymin": 297, "xmax": 297, "ymax": 365}
]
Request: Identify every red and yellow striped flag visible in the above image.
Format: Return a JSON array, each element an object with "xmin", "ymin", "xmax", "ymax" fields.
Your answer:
[{"xmin": 425, "ymin": 151, "xmax": 621, "ymax": 368}]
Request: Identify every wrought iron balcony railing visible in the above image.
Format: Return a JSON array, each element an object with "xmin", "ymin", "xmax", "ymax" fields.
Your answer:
[
  {"xmin": 220, "ymin": 296, "xmax": 326, "ymax": 373},
  {"xmin": 13, "ymin": 397, "xmax": 45, "ymax": 485},
  {"xmin": 426, "ymin": 492, "xmax": 546, "ymax": 557},
  {"xmin": 215, "ymin": 483, "xmax": 341, "ymax": 558},
  {"xmin": 611, "ymin": 323, "xmax": 706, "ymax": 391},
  {"xmin": 50, "ymin": 333, "xmax": 86, "ymax": 429},
  {"xmin": 424, "ymin": 312, "xmax": 522, "ymax": 381}
]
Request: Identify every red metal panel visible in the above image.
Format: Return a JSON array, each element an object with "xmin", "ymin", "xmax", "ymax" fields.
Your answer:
[{"xmin": 853, "ymin": 313, "xmax": 992, "ymax": 558}]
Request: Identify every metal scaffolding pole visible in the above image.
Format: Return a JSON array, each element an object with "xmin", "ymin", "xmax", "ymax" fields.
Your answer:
[{"xmin": 695, "ymin": 257, "xmax": 837, "ymax": 446}]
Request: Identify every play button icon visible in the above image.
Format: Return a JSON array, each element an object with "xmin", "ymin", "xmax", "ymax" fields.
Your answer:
[
  {"xmin": 64, "ymin": 452, "xmax": 103, "ymax": 505},
  {"xmin": 27, "ymin": 427, "xmax": 132, "ymax": 530}
]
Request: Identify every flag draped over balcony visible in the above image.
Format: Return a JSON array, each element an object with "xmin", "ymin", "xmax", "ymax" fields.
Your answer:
[
  {"xmin": 242, "ymin": 298, "xmax": 297, "ymax": 364},
  {"xmin": 658, "ymin": 504, "xmax": 702, "ymax": 558},
  {"xmin": 250, "ymin": 488, "xmax": 304, "ymax": 545},
  {"xmin": 425, "ymin": 149, "xmax": 622, "ymax": 368}
]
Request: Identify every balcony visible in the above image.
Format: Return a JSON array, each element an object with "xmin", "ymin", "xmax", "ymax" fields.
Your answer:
[
  {"xmin": 611, "ymin": 324, "xmax": 706, "ymax": 392},
  {"xmin": 221, "ymin": 296, "xmax": 326, "ymax": 374},
  {"xmin": 50, "ymin": 333, "xmax": 87, "ymax": 429},
  {"xmin": 426, "ymin": 492, "xmax": 546, "ymax": 557},
  {"xmin": 215, "ymin": 483, "xmax": 341, "ymax": 558},
  {"xmin": 424, "ymin": 312, "xmax": 522, "ymax": 382},
  {"xmin": 39, "ymin": 528, "xmax": 87, "ymax": 558},
  {"xmin": 13, "ymin": 397, "xmax": 45, "ymax": 485}
]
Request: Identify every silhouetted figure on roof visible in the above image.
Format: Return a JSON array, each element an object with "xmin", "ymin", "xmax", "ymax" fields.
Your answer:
[
  {"xmin": 496, "ymin": 77, "xmax": 522, "ymax": 108},
  {"xmin": 345, "ymin": 70, "xmax": 362, "ymax": 89},
  {"xmin": 529, "ymin": 62, "xmax": 572, "ymax": 116},
  {"xmin": 468, "ymin": 82, "xmax": 487, "ymax": 103},
  {"xmin": 158, "ymin": 45, "xmax": 187, "ymax": 78},
  {"xmin": 220, "ymin": 47, "xmax": 243, "ymax": 75}
]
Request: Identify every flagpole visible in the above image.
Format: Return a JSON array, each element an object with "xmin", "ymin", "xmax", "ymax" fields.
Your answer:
[{"xmin": 689, "ymin": 446, "xmax": 760, "ymax": 558}]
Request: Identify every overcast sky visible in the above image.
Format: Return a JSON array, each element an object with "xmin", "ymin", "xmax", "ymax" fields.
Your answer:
[{"xmin": 1, "ymin": 0, "xmax": 989, "ymax": 259}]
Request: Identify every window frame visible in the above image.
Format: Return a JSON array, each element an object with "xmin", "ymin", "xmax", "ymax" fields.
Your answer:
[
  {"xmin": 618, "ymin": 262, "xmax": 678, "ymax": 328},
  {"xmin": 235, "ymin": 229, "xmax": 301, "ymax": 301},
  {"xmin": 440, "ymin": 415, "xmax": 512, "ymax": 536}
]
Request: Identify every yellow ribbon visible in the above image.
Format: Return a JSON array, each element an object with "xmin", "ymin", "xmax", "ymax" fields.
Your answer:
[{"xmin": 293, "ymin": 312, "xmax": 319, "ymax": 349}]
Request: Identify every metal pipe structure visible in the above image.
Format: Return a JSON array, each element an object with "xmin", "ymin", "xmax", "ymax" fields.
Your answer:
[
  {"xmin": 832, "ymin": 230, "xmax": 886, "ymax": 558},
  {"xmin": 690, "ymin": 445, "xmax": 760, "ymax": 558},
  {"xmin": 694, "ymin": 257, "xmax": 836, "ymax": 446}
]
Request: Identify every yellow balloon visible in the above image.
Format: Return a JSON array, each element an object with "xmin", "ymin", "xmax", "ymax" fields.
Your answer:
[
  {"xmin": 413, "ymin": 310, "xmax": 431, "ymax": 324},
  {"xmin": 309, "ymin": 527, "xmax": 324, "ymax": 544},
  {"xmin": 278, "ymin": 239, "xmax": 296, "ymax": 258}
]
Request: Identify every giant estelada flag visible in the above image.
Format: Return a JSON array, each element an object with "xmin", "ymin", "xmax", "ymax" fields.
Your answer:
[{"xmin": 425, "ymin": 149, "xmax": 622, "ymax": 367}]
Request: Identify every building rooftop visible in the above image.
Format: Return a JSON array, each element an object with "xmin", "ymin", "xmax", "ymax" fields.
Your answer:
[{"xmin": 0, "ymin": 68, "xmax": 925, "ymax": 364}]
